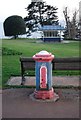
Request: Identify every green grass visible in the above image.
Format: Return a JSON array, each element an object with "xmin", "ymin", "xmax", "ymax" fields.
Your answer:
[
  {"xmin": 2, "ymin": 39, "xmax": 79, "ymax": 57},
  {"xmin": 2, "ymin": 38, "xmax": 80, "ymax": 88}
]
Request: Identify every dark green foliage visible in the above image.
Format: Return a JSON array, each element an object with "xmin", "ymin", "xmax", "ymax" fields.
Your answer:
[
  {"xmin": 2, "ymin": 47, "xmax": 22, "ymax": 55},
  {"xmin": 24, "ymin": 1, "xmax": 58, "ymax": 34},
  {"xmin": 3, "ymin": 15, "xmax": 26, "ymax": 38}
]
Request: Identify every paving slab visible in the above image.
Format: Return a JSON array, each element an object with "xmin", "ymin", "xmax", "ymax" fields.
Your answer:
[
  {"xmin": 2, "ymin": 88, "xmax": 80, "ymax": 118},
  {"xmin": 7, "ymin": 76, "xmax": 80, "ymax": 87}
]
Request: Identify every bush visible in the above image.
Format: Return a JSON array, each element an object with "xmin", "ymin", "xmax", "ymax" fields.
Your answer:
[
  {"xmin": 2, "ymin": 47, "xmax": 22, "ymax": 55},
  {"xmin": 3, "ymin": 15, "xmax": 26, "ymax": 39}
]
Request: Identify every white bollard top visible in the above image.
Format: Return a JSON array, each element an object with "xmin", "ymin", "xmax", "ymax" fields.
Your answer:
[{"xmin": 37, "ymin": 50, "xmax": 50, "ymax": 55}]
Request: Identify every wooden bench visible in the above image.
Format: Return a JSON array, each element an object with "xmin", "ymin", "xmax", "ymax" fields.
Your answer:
[{"xmin": 20, "ymin": 57, "xmax": 81, "ymax": 85}]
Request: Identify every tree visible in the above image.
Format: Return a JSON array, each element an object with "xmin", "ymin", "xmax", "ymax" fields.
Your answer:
[
  {"xmin": 78, "ymin": 18, "xmax": 81, "ymax": 39},
  {"xmin": 3, "ymin": 15, "xmax": 26, "ymax": 39},
  {"xmin": 24, "ymin": 1, "xmax": 58, "ymax": 35},
  {"xmin": 63, "ymin": 7, "xmax": 78, "ymax": 39}
]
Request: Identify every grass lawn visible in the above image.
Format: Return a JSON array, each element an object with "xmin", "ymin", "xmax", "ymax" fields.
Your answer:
[{"xmin": 2, "ymin": 38, "xmax": 80, "ymax": 88}]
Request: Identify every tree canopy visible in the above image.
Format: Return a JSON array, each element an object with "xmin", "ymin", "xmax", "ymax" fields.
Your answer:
[
  {"xmin": 24, "ymin": 1, "xmax": 58, "ymax": 35},
  {"xmin": 4, "ymin": 15, "xmax": 26, "ymax": 39},
  {"xmin": 63, "ymin": 7, "xmax": 79, "ymax": 39}
]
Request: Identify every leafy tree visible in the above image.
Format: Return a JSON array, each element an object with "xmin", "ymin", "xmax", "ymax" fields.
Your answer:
[
  {"xmin": 24, "ymin": 1, "xmax": 58, "ymax": 35},
  {"xmin": 77, "ymin": 19, "xmax": 81, "ymax": 39},
  {"xmin": 3, "ymin": 15, "xmax": 26, "ymax": 39},
  {"xmin": 63, "ymin": 7, "xmax": 78, "ymax": 39}
]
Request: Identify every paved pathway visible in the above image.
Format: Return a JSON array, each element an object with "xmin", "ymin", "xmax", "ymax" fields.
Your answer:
[
  {"xmin": 2, "ymin": 88, "xmax": 80, "ymax": 118},
  {"xmin": 1, "ymin": 76, "xmax": 81, "ymax": 119},
  {"xmin": 7, "ymin": 76, "xmax": 80, "ymax": 87}
]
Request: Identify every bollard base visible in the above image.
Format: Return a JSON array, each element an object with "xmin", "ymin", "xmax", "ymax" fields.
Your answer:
[{"xmin": 30, "ymin": 88, "xmax": 59, "ymax": 102}]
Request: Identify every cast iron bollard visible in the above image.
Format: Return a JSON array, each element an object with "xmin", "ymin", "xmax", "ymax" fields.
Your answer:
[{"xmin": 32, "ymin": 50, "xmax": 59, "ymax": 101}]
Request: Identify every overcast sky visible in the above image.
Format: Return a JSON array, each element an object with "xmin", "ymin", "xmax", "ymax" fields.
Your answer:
[{"xmin": 0, "ymin": 0, "xmax": 80, "ymax": 23}]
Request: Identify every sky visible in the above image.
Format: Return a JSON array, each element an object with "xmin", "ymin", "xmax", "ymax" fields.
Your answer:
[
  {"xmin": 0, "ymin": 0, "xmax": 80, "ymax": 23},
  {"xmin": 0, "ymin": 0, "xmax": 80, "ymax": 38}
]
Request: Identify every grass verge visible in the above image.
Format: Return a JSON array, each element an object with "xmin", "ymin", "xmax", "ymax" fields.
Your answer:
[{"xmin": 2, "ymin": 39, "xmax": 80, "ymax": 88}]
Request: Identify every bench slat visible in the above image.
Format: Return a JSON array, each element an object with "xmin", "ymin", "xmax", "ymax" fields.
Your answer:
[{"xmin": 20, "ymin": 57, "xmax": 81, "ymax": 85}]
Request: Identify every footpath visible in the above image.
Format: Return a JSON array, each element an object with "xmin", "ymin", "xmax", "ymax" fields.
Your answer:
[
  {"xmin": 1, "ymin": 76, "xmax": 81, "ymax": 119},
  {"xmin": 7, "ymin": 76, "xmax": 80, "ymax": 87}
]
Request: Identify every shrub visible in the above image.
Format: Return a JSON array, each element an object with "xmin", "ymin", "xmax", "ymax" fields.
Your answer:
[
  {"xmin": 3, "ymin": 15, "xmax": 26, "ymax": 39},
  {"xmin": 2, "ymin": 47, "xmax": 22, "ymax": 55}
]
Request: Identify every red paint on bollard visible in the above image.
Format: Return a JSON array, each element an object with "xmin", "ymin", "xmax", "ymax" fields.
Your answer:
[
  {"xmin": 40, "ymin": 66, "xmax": 47, "ymax": 89},
  {"xmin": 34, "ymin": 88, "xmax": 54, "ymax": 99},
  {"xmin": 31, "ymin": 50, "xmax": 59, "ymax": 101}
]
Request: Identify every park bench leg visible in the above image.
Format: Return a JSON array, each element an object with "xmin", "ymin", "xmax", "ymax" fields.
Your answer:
[
  {"xmin": 21, "ymin": 68, "xmax": 26, "ymax": 85},
  {"xmin": 20, "ymin": 61, "xmax": 26, "ymax": 85},
  {"xmin": 21, "ymin": 76, "xmax": 25, "ymax": 85}
]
